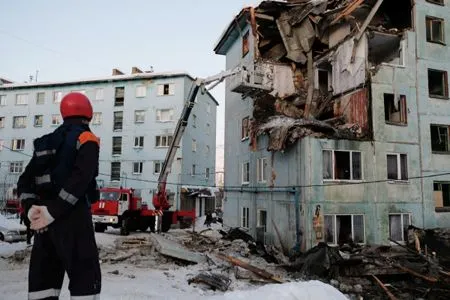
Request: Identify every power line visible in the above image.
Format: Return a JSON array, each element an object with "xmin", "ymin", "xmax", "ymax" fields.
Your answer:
[{"xmin": 2, "ymin": 142, "xmax": 450, "ymax": 190}]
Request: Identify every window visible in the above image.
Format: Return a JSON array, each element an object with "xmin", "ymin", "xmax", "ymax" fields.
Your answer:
[
  {"xmin": 242, "ymin": 162, "xmax": 250, "ymax": 184},
  {"xmin": 135, "ymin": 110, "xmax": 145, "ymax": 123},
  {"xmin": 51, "ymin": 115, "xmax": 61, "ymax": 126},
  {"xmin": 13, "ymin": 116, "xmax": 27, "ymax": 128},
  {"xmin": 0, "ymin": 116, "xmax": 4, "ymax": 128},
  {"xmin": 324, "ymin": 214, "xmax": 365, "ymax": 245},
  {"xmin": 36, "ymin": 92, "xmax": 45, "ymax": 105},
  {"xmin": 431, "ymin": 124, "xmax": 450, "ymax": 152},
  {"xmin": 426, "ymin": 0, "xmax": 444, "ymax": 4},
  {"xmin": 242, "ymin": 31, "xmax": 249, "ymax": 57},
  {"xmin": 53, "ymin": 91, "xmax": 63, "ymax": 103},
  {"xmin": 434, "ymin": 182, "xmax": 450, "ymax": 211},
  {"xmin": 257, "ymin": 157, "xmax": 268, "ymax": 183},
  {"xmin": 136, "ymin": 85, "xmax": 146, "ymax": 98},
  {"xmin": 428, "ymin": 69, "xmax": 448, "ymax": 98},
  {"xmin": 389, "ymin": 213, "xmax": 411, "ymax": 243},
  {"xmin": 206, "ymin": 123, "xmax": 210, "ymax": 135},
  {"xmin": 14, "ymin": 94, "xmax": 27, "ymax": 105},
  {"xmin": 241, "ymin": 207, "xmax": 250, "ymax": 228},
  {"xmin": 192, "ymin": 114, "xmax": 197, "ymax": 127},
  {"xmin": 387, "ymin": 154, "xmax": 408, "ymax": 181},
  {"xmin": 154, "ymin": 161, "xmax": 162, "ymax": 174},
  {"xmin": 156, "ymin": 109, "xmax": 173, "ymax": 122},
  {"xmin": 0, "ymin": 95, "xmax": 6, "ymax": 106},
  {"xmin": 11, "ymin": 139, "xmax": 25, "ymax": 150},
  {"xmin": 205, "ymin": 168, "xmax": 210, "ymax": 180},
  {"xmin": 112, "ymin": 137, "xmax": 122, "ymax": 155},
  {"xmin": 207, "ymin": 103, "xmax": 211, "ymax": 114},
  {"xmin": 110, "ymin": 162, "xmax": 121, "ymax": 181},
  {"xmin": 113, "ymin": 111, "xmax": 123, "ymax": 131},
  {"xmin": 257, "ymin": 210, "xmax": 267, "ymax": 232},
  {"xmin": 323, "ymin": 150, "xmax": 362, "ymax": 181},
  {"xmin": 34, "ymin": 115, "xmax": 43, "ymax": 127},
  {"xmin": 92, "ymin": 112, "xmax": 102, "ymax": 125},
  {"xmin": 242, "ymin": 117, "xmax": 249, "ymax": 140},
  {"xmin": 192, "ymin": 164, "xmax": 196, "ymax": 176},
  {"xmin": 192, "ymin": 139, "xmax": 197, "ymax": 152},
  {"xmin": 114, "ymin": 87, "xmax": 125, "ymax": 106},
  {"xmin": 384, "ymin": 94, "xmax": 407, "ymax": 125},
  {"xmin": 132, "ymin": 162, "xmax": 143, "ymax": 174},
  {"xmin": 134, "ymin": 136, "xmax": 144, "ymax": 148},
  {"xmin": 9, "ymin": 161, "xmax": 24, "ymax": 174},
  {"xmin": 95, "ymin": 88, "xmax": 104, "ymax": 101},
  {"xmin": 426, "ymin": 16, "xmax": 445, "ymax": 44},
  {"xmin": 155, "ymin": 135, "xmax": 173, "ymax": 147},
  {"xmin": 157, "ymin": 83, "xmax": 175, "ymax": 96}
]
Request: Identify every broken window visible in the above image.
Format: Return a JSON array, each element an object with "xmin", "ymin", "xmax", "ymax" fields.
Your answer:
[
  {"xmin": 242, "ymin": 162, "xmax": 250, "ymax": 184},
  {"xmin": 389, "ymin": 213, "xmax": 410, "ymax": 243},
  {"xmin": 114, "ymin": 87, "xmax": 125, "ymax": 106},
  {"xmin": 241, "ymin": 117, "xmax": 249, "ymax": 140},
  {"xmin": 155, "ymin": 135, "xmax": 173, "ymax": 147},
  {"xmin": 323, "ymin": 150, "xmax": 362, "ymax": 181},
  {"xmin": 112, "ymin": 136, "xmax": 122, "ymax": 155},
  {"xmin": 257, "ymin": 209, "xmax": 267, "ymax": 233},
  {"xmin": 430, "ymin": 124, "xmax": 450, "ymax": 152},
  {"xmin": 113, "ymin": 111, "xmax": 123, "ymax": 131},
  {"xmin": 428, "ymin": 69, "xmax": 448, "ymax": 98},
  {"xmin": 110, "ymin": 162, "xmax": 121, "ymax": 181},
  {"xmin": 242, "ymin": 31, "xmax": 249, "ymax": 57},
  {"xmin": 376, "ymin": 0, "xmax": 412, "ymax": 29},
  {"xmin": 257, "ymin": 157, "xmax": 268, "ymax": 183},
  {"xmin": 426, "ymin": 17, "xmax": 445, "ymax": 44},
  {"xmin": 315, "ymin": 63, "xmax": 332, "ymax": 94},
  {"xmin": 157, "ymin": 84, "xmax": 175, "ymax": 96},
  {"xmin": 134, "ymin": 136, "xmax": 144, "ymax": 148},
  {"xmin": 324, "ymin": 214, "xmax": 365, "ymax": 245},
  {"xmin": 132, "ymin": 162, "xmax": 143, "ymax": 174},
  {"xmin": 434, "ymin": 182, "xmax": 450, "ymax": 211},
  {"xmin": 368, "ymin": 33, "xmax": 404, "ymax": 65},
  {"xmin": 241, "ymin": 207, "xmax": 250, "ymax": 228},
  {"xmin": 387, "ymin": 153, "xmax": 408, "ymax": 181},
  {"xmin": 384, "ymin": 94, "xmax": 407, "ymax": 125}
]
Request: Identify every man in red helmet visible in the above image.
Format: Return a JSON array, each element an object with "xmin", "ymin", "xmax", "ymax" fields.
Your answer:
[{"xmin": 17, "ymin": 92, "xmax": 101, "ymax": 299}]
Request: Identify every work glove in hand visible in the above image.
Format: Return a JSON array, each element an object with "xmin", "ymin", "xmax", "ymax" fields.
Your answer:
[{"xmin": 29, "ymin": 205, "xmax": 55, "ymax": 231}]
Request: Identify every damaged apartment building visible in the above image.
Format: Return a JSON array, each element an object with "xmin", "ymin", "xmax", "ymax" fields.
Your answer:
[{"xmin": 214, "ymin": 0, "xmax": 450, "ymax": 251}]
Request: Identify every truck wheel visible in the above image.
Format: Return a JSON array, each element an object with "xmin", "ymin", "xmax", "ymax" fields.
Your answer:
[
  {"xmin": 120, "ymin": 218, "xmax": 130, "ymax": 236},
  {"xmin": 161, "ymin": 212, "xmax": 173, "ymax": 233},
  {"xmin": 139, "ymin": 220, "xmax": 149, "ymax": 232},
  {"xmin": 94, "ymin": 223, "xmax": 106, "ymax": 233},
  {"xmin": 149, "ymin": 216, "xmax": 155, "ymax": 233}
]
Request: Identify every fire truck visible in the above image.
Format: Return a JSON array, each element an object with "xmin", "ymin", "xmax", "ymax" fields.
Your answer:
[{"xmin": 91, "ymin": 67, "xmax": 242, "ymax": 235}]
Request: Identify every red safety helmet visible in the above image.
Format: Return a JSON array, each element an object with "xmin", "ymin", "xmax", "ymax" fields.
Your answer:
[{"xmin": 60, "ymin": 92, "xmax": 93, "ymax": 121}]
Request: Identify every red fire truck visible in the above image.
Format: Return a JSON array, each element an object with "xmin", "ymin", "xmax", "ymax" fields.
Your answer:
[{"xmin": 91, "ymin": 68, "xmax": 242, "ymax": 235}]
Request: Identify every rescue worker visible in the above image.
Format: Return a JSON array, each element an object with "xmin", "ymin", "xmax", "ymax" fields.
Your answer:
[{"xmin": 17, "ymin": 92, "xmax": 101, "ymax": 299}]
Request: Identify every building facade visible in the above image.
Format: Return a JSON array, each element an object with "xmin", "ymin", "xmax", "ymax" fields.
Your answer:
[
  {"xmin": 0, "ymin": 69, "xmax": 218, "ymax": 214},
  {"xmin": 215, "ymin": 0, "xmax": 450, "ymax": 250}
]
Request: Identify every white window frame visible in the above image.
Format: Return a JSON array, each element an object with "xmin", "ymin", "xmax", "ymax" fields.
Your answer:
[
  {"xmin": 132, "ymin": 162, "xmax": 143, "ymax": 175},
  {"xmin": 157, "ymin": 83, "xmax": 175, "ymax": 96},
  {"xmin": 36, "ymin": 92, "xmax": 45, "ymax": 105},
  {"xmin": 156, "ymin": 109, "xmax": 174, "ymax": 122},
  {"xmin": 257, "ymin": 157, "xmax": 268, "ymax": 183},
  {"xmin": 134, "ymin": 136, "xmax": 144, "ymax": 148},
  {"xmin": 241, "ymin": 117, "xmax": 249, "ymax": 140},
  {"xmin": 241, "ymin": 207, "xmax": 250, "ymax": 228},
  {"xmin": 53, "ymin": 91, "xmax": 63, "ymax": 103},
  {"xmin": 113, "ymin": 111, "xmax": 123, "ymax": 131},
  {"xmin": 192, "ymin": 139, "xmax": 197, "ymax": 152},
  {"xmin": 134, "ymin": 110, "xmax": 145, "ymax": 123},
  {"xmin": 112, "ymin": 136, "xmax": 122, "ymax": 156},
  {"xmin": 0, "ymin": 95, "xmax": 6, "ymax": 106},
  {"xmin": 136, "ymin": 85, "xmax": 147, "ymax": 98},
  {"xmin": 155, "ymin": 135, "xmax": 173, "ymax": 148},
  {"xmin": 95, "ymin": 88, "xmax": 104, "ymax": 101},
  {"xmin": 324, "ymin": 214, "xmax": 366, "ymax": 245},
  {"xmin": 11, "ymin": 139, "xmax": 25, "ymax": 151},
  {"xmin": 389, "ymin": 213, "xmax": 411, "ymax": 244},
  {"xmin": 34, "ymin": 115, "xmax": 43, "ymax": 127},
  {"xmin": 51, "ymin": 114, "xmax": 61, "ymax": 126},
  {"xmin": 13, "ymin": 116, "xmax": 27, "ymax": 128},
  {"xmin": 154, "ymin": 161, "xmax": 162, "ymax": 174},
  {"xmin": 323, "ymin": 150, "xmax": 363, "ymax": 182},
  {"xmin": 0, "ymin": 116, "xmax": 4, "ymax": 128},
  {"xmin": 92, "ymin": 112, "xmax": 102, "ymax": 125},
  {"xmin": 110, "ymin": 162, "xmax": 121, "ymax": 182},
  {"xmin": 9, "ymin": 161, "xmax": 24, "ymax": 174},
  {"xmin": 15, "ymin": 94, "xmax": 28, "ymax": 105},
  {"xmin": 241, "ymin": 162, "xmax": 250, "ymax": 185},
  {"xmin": 426, "ymin": 16, "xmax": 445, "ymax": 44},
  {"xmin": 257, "ymin": 209, "xmax": 267, "ymax": 232},
  {"xmin": 386, "ymin": 153, "xmax": 408, "ymax": 181}
]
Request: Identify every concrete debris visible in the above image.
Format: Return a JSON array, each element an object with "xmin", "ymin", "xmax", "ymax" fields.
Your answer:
[
  {"xmin": 150, "ymin": 233, "xmax": 207, "ymax": 264},
  {"xmin": 231, "ymin": 0, "xmax": 413, "ymax": 151},
  {"xmin": 187, "ymin": 273, "xmax": 232, "ymax": 292}
]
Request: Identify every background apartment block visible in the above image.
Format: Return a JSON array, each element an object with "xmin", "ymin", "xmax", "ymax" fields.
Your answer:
[
  {"xmin": 215, "ymin": 0, "xmax": 450, "ymax": 250},
  {"xmin": 0, "ymin": 69, "xmax": 218, "ymax": 215}
]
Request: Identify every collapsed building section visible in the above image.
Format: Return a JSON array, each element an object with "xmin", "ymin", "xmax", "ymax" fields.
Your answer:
[{"xmin": 228, "ymin": 0, "xmax": 412, "ymax": 151}]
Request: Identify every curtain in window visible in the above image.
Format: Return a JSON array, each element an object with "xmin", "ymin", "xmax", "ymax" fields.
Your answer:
[
  {"xmin": 389, "ymin": 215, "xmax": 402, "ymax": 241},
  {"xmin": 323, "ymin": 151, "xmax": 332, "ymax": 179}
]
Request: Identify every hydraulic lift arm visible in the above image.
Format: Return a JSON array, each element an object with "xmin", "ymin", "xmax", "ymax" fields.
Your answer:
[{"xmin": 152, "ymin": 67, "xmax": 242, "ymax": 211}]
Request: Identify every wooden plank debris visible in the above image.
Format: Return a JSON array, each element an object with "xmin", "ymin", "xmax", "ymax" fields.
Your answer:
[
  {"xmin": 371, "ymin": 275, "xmax": 398, "ymax": 300},
  {"xmin": 393, "ymin": 264, "xmax": 438, "ymax": 283}
]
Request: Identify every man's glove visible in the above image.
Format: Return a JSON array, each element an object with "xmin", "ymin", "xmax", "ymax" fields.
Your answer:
[{"xmin": 28, "ymin": 205, "xmax": 55, "ymax": 231}]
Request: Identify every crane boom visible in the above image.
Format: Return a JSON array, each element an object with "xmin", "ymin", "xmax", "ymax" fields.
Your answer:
[{"xmin": 152, "ymin": 67, "xmax": 242, "ymax": 211}]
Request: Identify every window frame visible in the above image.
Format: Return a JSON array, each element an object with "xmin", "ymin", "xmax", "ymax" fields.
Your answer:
[
  {"xmin": 205, "ymin": 167, "xmax": 210, "ymax": 180},
  {"xmin": 9, "ymin": 161, "xmax": 24, "ymax": 174},
  {"xmin": 241, "ymin": 161, "xmax": 250, "ymax": 185},
  {"xmin": 135, "ymin": 85, "xmax": 147, "ymax": 98},
  {"xmin": 53, "ymin": 91, "xmax": 63, "ymax": 103},
  {"xmin": 257, "ymin": 157, "xmax": 268, "ymax": 183},
  {"xmin": 257, "ymin": 209, "xmax": 267, "ymax": 232},
  {"xmin": 428, "ymin": 69, "xmax": 449, "ymax": 99},
  {"xmin": 430, "ymin": 124, "xmax": 450, "ymax": 153},
  {"xmin": 0, "ymin": 95, "xmax": 6, "ymax": 106},
  {"xmin": 132, "ymin": 162, "xmax": 143, "ymax": 175},
  {"xmin": 426, "ymin": 16, "xmax": 445, "ymax": 45},
  {"xmin": 36, "ymin": 92, "xmax": 45, "ymax": 105},
  {"xmin": 434, "ymin": 181, "xmax": 450, "ymax": 212},
  {"xmin": 15, "ymin": 94, "xmax": 28, "ymax": 106},
  {"xmin": 34, "ymin": 115, "xmax": 43, "ymax": 127},
  {"xmin": 384, "ymin": 93, "xmax": 407, "ymax": 125},
  {"xmin": 113, "ymin": 111, "xmax": 123, "ymax": 131},
  {"xmin": 241, "ymin": 207, "xmax": 250, "ymax": 228},
  {"xmin": 153, "ymin": 161, "xmax": 162, "ymax": 174},
  {"xmin": 112, "ymin": 136, "xmax": 122, "ymax": 156},
  {"xmin": 388, "ymin": 213, "xmax": 411, "ymax": 244},
  {"xmin": 11, "ymin": 139, "xmax": 25, "ymax": 151},
  {"xmin": 51, "ymin": 114, "xmax": 61, "ymax": 126},
  {"xmin": 13, "ymin": 116, "xmax": 27, "ymax": 129},
  {"xmin": 92, "ymin": 112, "xmax": 102, "ymax": 125},
  {"xmin": 110, "ymin": 162, "xmax": 121, "ymax": 182},
  {"xmin": 241, "ymin": 117, "xmax": 249, "ymax": 140},
  {"xmin": 386, "ymin": 153, "xmax": 408, "ymax": 182},
  {"xmin": 134, "ymin": 136, "xmax": 144, "ymax": 148},
  {"xmin": 95, "ymin": 88, "xmax": 104, "ymax": 101},
  {"xmin": 157, "ymin": 83, "xmax": 175, "ymax": 96},
  {"xmin": 155, "ymin": 135, "xmax": 173, "ymax": 148},
  {"xmin": 156, "ymin": 109, "xmax": 174, "ymax": 122},
  {"xmin": 324, "ymin": 214, "xmax": 366, "ymax": 245},
  {"xmin": 134, "ymin": 110, "xmax": 145, "ymax": 123},
  {"xmin": 426, "ymin": 0, "xmax": 444, "ymax": 5},
  {"xmin": 0, "ymin": 116, "xmax": 5, "ymax": 128},
  {"xmin": 323, "ymin": 150, "xmax": 363, "ymax": 182}
]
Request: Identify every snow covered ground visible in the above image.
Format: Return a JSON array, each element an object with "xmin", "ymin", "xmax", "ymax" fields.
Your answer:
[{"xmin": 0, "ymin": 216, "xmax": 346, "ymax": 299}]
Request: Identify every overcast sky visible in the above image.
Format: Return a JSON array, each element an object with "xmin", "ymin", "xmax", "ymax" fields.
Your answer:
[{"xmin": 0, "ymin": 0, "xmax": 262, "ymax": 170}]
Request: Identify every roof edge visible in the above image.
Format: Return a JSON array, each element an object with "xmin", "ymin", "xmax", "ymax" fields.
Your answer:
[{"xmin": 213, "ymin": 8, "xmax": 250, "ymax": 55}]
